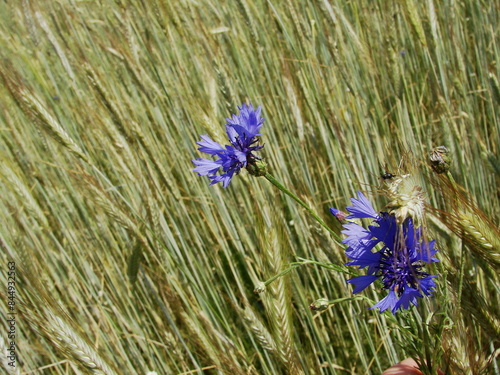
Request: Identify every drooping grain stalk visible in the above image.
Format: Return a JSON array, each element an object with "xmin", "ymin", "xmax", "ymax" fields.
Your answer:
[{"xmin": 0, "ymin": 64, "xmax": 89, "ymax": 163}]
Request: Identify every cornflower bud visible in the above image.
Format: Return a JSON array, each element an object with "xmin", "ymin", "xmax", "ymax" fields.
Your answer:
[{"xmin": 309, "ymin": 298, "xmax": 330, "ymax": 311}]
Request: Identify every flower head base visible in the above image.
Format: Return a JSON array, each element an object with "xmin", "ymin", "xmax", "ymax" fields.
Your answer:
[
  {"xmin": 192, "ymin": 103, "xmax": 265, "ymax": 187},
  {"xmin": 246, "ymin": 158, "xmax": 268, "ymax": 177},
  {"xmin": 332, "ymin": 191, "xmax": 439, "ymax": 314}
]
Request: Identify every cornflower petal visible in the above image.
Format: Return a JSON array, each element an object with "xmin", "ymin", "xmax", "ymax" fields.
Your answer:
[
  {"xmin": 418, "ymin": 240, "xmax": 439, "ymax": 263},
  {"xmin": 419, "ymin": 275, "xmax": 438, "ymax": 296},
  {"xmin": 370, "ymin": 290, "xmax": 399, "ymax": 313},
  {"xmin": 404, "ymin": 218, "xmax": 416, "ymax": 247},
  {"xmin": 333, "ymin": 193, "xmax": 439, "ymax": 314},
  {"xmin": 209, "ymin": 173, "xmax": 235, "ymax": 188},
  {"xmin": 393, "ymin": 287, "xmax": 422, "ymax": 313},
  {"xmin": 346, "ymin": 191, "xmax": 379, "ymax": 219},
  {"xmin": 369, "ymin": 214, "xmax": 397, "ymax": 246},
  {"xmin": 226, "ymin": 103, "xmax": 264, "ymax": 140},
  {"xmin": 345, "ymin": 239, "xmax": 379, "ymax": 260},
  {"xmin": 192, "ymin": 158, "xmax": 223, "ymax": 176},
  {"xmin": 196, "ymin": 135, "xmax": 226, "ymax": 155},
  {"xmin": 345, "ymin": 249, "xmax": 381, "ymax": 268},
  {"xmin": 341, "ymin": 223, "xmax": 372, "ymax": 246},
  {"xmin": 192, "ymin": 103, "xmax": 264, "ymax": 187},
  {"xmin": 347, "ymin": 275, "xmax": 378, "ymax": 294}
]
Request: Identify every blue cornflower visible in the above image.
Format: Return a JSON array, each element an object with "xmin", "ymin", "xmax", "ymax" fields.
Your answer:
[
  {"xmin": 331, "ymin": 191, "xmax": 439, "ymax": 314},
  {"xmin": 192, "ymin": 103, "xmax": 264, "ymax": 187}
]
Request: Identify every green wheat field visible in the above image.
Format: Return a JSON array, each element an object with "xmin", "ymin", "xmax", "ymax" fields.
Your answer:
[{"xmin": 0, "ymin": 0, "xmax": 498, "ymax": 374}]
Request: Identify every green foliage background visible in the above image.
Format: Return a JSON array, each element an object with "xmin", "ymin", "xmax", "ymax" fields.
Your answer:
[{"xmin": 0, "ymin": 0, "xmax": 498, "ymax": 374}]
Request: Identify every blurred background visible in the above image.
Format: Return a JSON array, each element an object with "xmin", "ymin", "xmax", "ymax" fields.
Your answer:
[{"xmin": 0, "ymin": 0, "xmax": 498, "ymax": 374}]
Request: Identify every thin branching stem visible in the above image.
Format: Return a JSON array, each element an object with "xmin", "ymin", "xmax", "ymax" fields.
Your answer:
[{"xmin": 264, "ymin": 173, "xmax": 342, "ymax": 242}]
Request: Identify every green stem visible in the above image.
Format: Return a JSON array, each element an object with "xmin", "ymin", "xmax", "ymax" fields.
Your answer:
[
  {"xmin": 325, "ymin": 296, "xmax": 363, "ymax": 305},
  {"xmin": 260, "ymin": 263, "xmax": 302, "ymax": 288},
  {"xmin": 257, "ymin": 259, "xmax": 354, "ymax": 291},
  {"xmin": 310, "ymin": 296, "xmax": 364, "ymax": 311},
  {"xmin": 264, "ymin": 173, "xmax": 342, "ymax": 242}
]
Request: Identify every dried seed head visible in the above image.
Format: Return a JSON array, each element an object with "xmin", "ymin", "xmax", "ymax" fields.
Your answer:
[
  {"xmin": 384, "ymin": 173, "xmax": 426, "ymax": 226},
  {"xmin": 429, "ymin": 146, "xmax": 451, "ymax": 174}
]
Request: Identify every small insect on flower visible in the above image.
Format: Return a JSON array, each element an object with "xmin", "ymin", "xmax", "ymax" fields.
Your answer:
[
  {"xmin": 192, "ymin": 103, "xmax": 265, "ymax": 187},
  {"xmin": 381, "ymin": 172, "xmax": 396, "ymax": 180},
  {"xmin": 331, "ymin": 191, "xmax": 439, "ymax": 314}
]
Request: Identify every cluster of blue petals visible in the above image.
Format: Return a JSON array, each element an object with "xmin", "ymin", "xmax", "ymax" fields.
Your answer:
[
  {"xmin": 331, "ymin": 192, "xmax": 439, "ymax": 314},
  {"xmin": 192, "ymin": 103, "xmax": 264, "ymax": 187}
]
